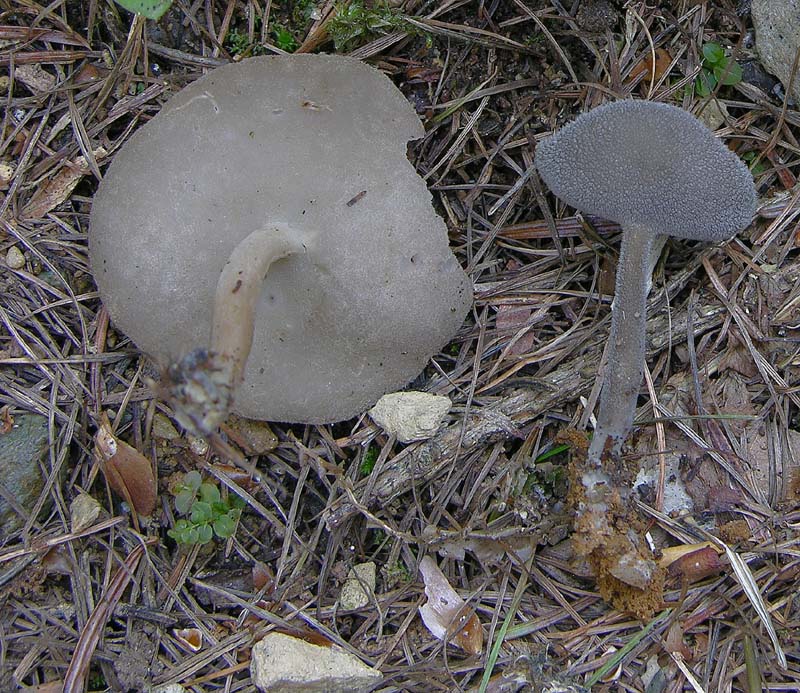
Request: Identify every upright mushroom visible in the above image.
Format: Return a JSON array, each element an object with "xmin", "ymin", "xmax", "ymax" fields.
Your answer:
[
  {"xmin": 535, "ymin": 100, "xmax": 755, "ymax": 463},
  {"xmin": 535, "ymin": 100, "xmax": 755, "ymax": 590},
  {"xmin": 90, "ymin": 55, "xmax": 471, "ymax": 430}
]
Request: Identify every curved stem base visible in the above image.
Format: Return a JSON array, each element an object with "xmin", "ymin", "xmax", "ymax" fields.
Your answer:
[{"xmin": 160, "ymin": 224, "xmax": 307, "ymax": 436}]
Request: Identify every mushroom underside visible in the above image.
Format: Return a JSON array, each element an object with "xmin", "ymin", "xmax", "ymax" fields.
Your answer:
[{"xmin": 90, "ymin": 55, "xmax": 472, "ymax": 423}]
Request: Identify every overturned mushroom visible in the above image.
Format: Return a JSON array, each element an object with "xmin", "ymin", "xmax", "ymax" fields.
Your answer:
[
  {"xmin": 535, "ymin": 100, "xmax": 755, "ymax": 590},
  {"xmin": 90, "ymin": 55, "xmax": 471, "ymax": 429},
  {"xmin": 535, "ymin": 100, "xmax": 755, "ymax": 462}
]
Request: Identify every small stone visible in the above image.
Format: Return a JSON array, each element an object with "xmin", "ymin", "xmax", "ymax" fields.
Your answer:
[
  {"xmin": 70, "ymin": 493, "xmax": 102, "ymax": 533},
  {"xmin": 6, "ymin": 246, "xmax": 25, "ymax": 269},
  {"xmin": 369, "ymin": 391, "xmax": 451, "ymax": 443},
  {"xmin": 14, "ymin": 63, "xmax": 56, "ymax": 93},
  {"xmin": 189, "ymin": 436, "xmax": 208, "ymax": 456},
  {"xmin": 148, "ymin": 685, "xmax": 186, "ymax": 693},
  {"xmin": 251, "ymin": 632, "xmax": 382, "ymax": 693},
  {"xmin": 0, "ymin": 161, "xmax": 14, "ymax": 187},
  {"xmin": 339, "ymin": 561, "xmax": 376, "ymax": 611},
  {"xmin": 695, "ymin": 99, "xmax": 729, "ymax": 131},
  {"xmin": 226, "ymin": 414, "xmax": 278, "ymax": 454},
  {"xmin": 152, "ymin": 413, "xmax": 180, "ymax": 441}
]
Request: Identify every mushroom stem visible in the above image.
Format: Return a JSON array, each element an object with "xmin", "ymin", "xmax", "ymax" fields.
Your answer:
[
  {"xmin": 587, "ymin": 223, "xmax": 654, "ymax": 465},
  {"xmin": 161, "ymin": 224, "xmax": 306, "ymax": 436},
  {"xmin": 211, "ymin": 224, "xmax": 307, "ymax": 385}
]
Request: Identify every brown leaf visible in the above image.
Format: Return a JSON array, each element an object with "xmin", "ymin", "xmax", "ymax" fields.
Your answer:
[
  {"xmin": 94, "ymin": 413, "xmax": 157, "ymax": 516},
  {"xmin": 252, "ymin": 561, "xmax": 275, "ymax": 592},
  {"xmin": 0, "ymin": 405, "xmax": 13, "ymax": 434},
  {"xmin": 210, "ymin": 461, "xmax": 258, "ymax": 492},
  {"xmin": 662, "ymin": 544, "xmax": 723, "ymax": 583},
  {"xmin": 664, "ymin": 620, "xmax": 693, "ymax": 661},
  {"xmin": 418, "ymin": 556, "xmax": 483, "ymax": 655},
  {"xmin": 628, "ymin": 48, "xmax": 673, "ymax": 87},
  {"xmin": 495, "ymin": 304, "xmax": 535, "ymax": 356}
]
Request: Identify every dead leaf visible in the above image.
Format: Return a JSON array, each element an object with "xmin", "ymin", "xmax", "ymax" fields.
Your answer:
[
  {"xmin": 418, "ymin": 556, "xmax": 482, "ymax": 655},
  {"xmin": 660, "ymin": 543, "xmax": 723, "ymax": 583},
  {"xmin": 21, "ymin": 146, "xmax": 107, "ymax": 219},
  {"xmin": 41, "ymin": 546, "xmax": 72, "ymax": 574},
  {"xmin": 173, "ymin": 627, "xmax": 203, "ymax": 652},
  {"xmin": 210, "ymin": 461, "xmax": 258, "ymax": 492},
  {"xmin": 664, "ymin": 620, "xmax": 693, "ymax": 661},
  {"xmin": 94, "ymin": 413, "xmax": 157, "ymax": 516},
  {"xmin": 252, "ymin": 561, "xmax": 274, "ymax": 592},
  {"xmin": 495, "ymin": 303, "xmax": 535, "ymax": 356},
  {"xmin": 628, "ymin": 48, "xmax": 673, "ymax": 88}
]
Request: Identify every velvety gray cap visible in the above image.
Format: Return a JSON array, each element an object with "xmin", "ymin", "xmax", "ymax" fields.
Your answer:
[
  {"xmin": 90, "ymin": 55, "xmax": 471, "ymax": 423},
  {"xmin": 535, "ymin": 100, "xmax": 756, "ymax": 241}
]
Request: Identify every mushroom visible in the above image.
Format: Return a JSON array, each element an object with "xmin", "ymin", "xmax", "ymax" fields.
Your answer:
[
  {"xmin": 535, "ymin": 100, "xmax": 756, "ymax": 463},
  {"xmin": 90, "ymin": 55, "xmax": 471, "ymax": 430},
  {"xmin": 534, "ymin": 100, "xmax": 755, "ymax": 590}
]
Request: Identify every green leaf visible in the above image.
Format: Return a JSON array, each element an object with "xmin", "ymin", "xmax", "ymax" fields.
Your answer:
[
  {"xmin": 360, "ymin": 446, "xmax": 378, "ymax": 476},
  {"xmin": 112, "ymin": 0, "xmax": 173, "ymax": 20},
  {"xmin": 213, "ymin": 514, "xmax": 237, "ymax": 539},
  {"xmin": 190, "ymin": 501, "xmax": 213, "ymax": 524},
  {"xmin": 184, "ymin": 526, "xmax": 200, "ymax": 544},
  {"xmin": 702, "ymin": 42, "xmax": 724, "ymax": 65},
  {"xmin": 199, "ymin": 482, "xmax": 220, "ymax": 504},
  {"xmin": 184, "ymin": 470, "xmax": 202, "ymax": 491},
  {"xmin": 714, "ymin": 61, "xmax": 742, "ymax": 86},
  {"xmin": 211, "ymin": 500, "xmax": 229, "ymax": 517},
  {"xmin": 175, "ymin": 489, "xmax": 195, "ymax": 515},
  {"xmin": 196, "ymin": 523, "xmax": 214, "ymax": 544},
  {"xmin": 272, "ymin": 26, "xmax": 298, "ymax": 52},
  {"xmin": 696, "ymin": 70, "xmax": 716, "ymax": 96}
]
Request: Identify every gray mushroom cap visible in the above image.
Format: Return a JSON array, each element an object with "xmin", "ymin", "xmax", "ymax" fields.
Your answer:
[
  {"xmin": 90, "ymin": 55, "xmax": 471, "ymax": 424},
  {"xmin": 534, "ymin": 100, "xmax": 756, "ymax": 241}
]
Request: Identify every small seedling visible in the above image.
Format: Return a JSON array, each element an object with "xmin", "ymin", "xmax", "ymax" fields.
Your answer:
[
  {"xmin": 742, "ymin": 151, "xmax": 768, "ymax": 176},
  {"xmin": 695, "ymin": 42, "xmax": 743, "ymax": 96},
  {"xmin": 168, "ymin": 471, "xmax": 244, "ymax": 545},
  {"xmin": 112, "ymin": 0, "xmax": 172, "ymax": 20},
  {"xmin": 328, "ymin": 0, "xmax": 407, "ymax": 52},
  {"xmin": 225, "ymin": 29, "xmax": 253, "ymax": 56},
  {"xmin": 360, "ymin": 445, "xmax": 379, "ymax": 476},
  {"xmin": 272, "ymin": 25, "xmax": 299, "ymax": 52}
]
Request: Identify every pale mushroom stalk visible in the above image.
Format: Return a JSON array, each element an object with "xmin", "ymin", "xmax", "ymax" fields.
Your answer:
[
  {"xmin": 164, "ymin": 226, "xmax": 307, "ymax": 436},
  {"xmin": 587, "ymin": 222, "xmax": 653, "ymax": 464},
  {"xmin": 211, "ymin": 225, "xmax": 307, "ymax": 385}
]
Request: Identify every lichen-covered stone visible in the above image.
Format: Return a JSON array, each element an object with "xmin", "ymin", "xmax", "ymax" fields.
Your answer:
[
  {"xmin": 0, "ymin": 414, "xmax": 50, "ymax": 538},
  {"xmin": 752, "ymin": 0, "xmax": 800, "ymax": 101}
]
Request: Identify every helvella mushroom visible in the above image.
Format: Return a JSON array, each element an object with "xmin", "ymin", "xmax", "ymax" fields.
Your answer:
[
  {"xmin": 90, "ymin": 55, "xmax": 472, "ymax": 430},
  {"xmin": 535, "ymin": 99, "xmax": 756, "ymax": 464},
  {"xmin": 535, "ymin": 99, "xmax": 756, "ymax": 589}
]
